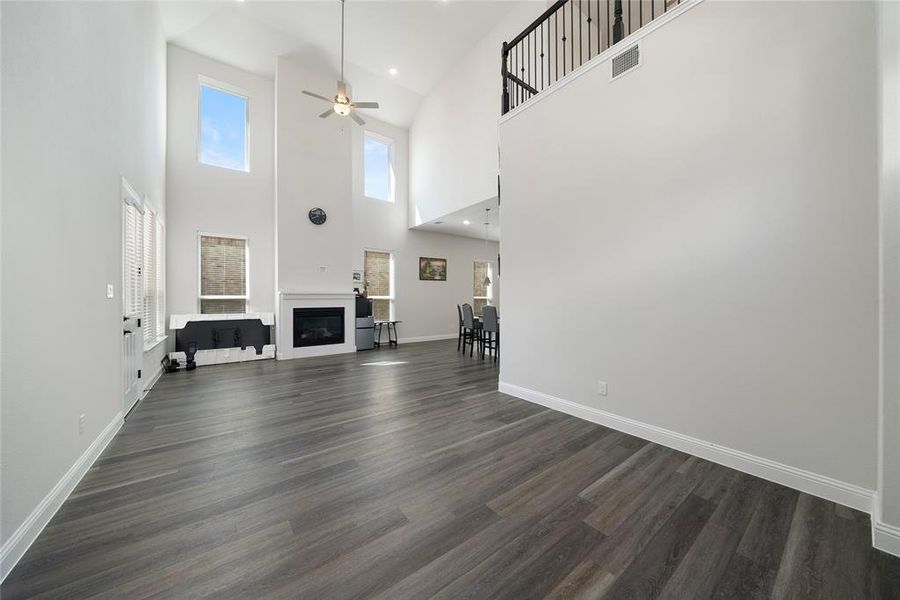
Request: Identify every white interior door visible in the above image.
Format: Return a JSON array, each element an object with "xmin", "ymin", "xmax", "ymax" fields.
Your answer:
[{"xmin": 122, "ymin": 180, "xmax": 144, "ymax": 413}]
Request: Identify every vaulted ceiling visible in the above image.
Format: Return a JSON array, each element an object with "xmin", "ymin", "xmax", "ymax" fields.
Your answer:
[{"xmin": 160, "ymin": 0, "xmax": 531, "ymax": 126}]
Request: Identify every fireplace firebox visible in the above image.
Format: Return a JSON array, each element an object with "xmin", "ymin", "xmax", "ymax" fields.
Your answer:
[{"xmin": 293, "ymin": 307, "xmax": 345, "ymax": 347}]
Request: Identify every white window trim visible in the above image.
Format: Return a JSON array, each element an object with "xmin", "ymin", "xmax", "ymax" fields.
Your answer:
[
  {"xmin": 197, "ymin": 75, "xmax": 250, "ymax": 173},
  {"xmin": 364, "ymin": 248, "xmax": 395, "ymax": 320},
  {"xmin": 198, "ymin": 232, "xmax": 250, "ymax": 313},
  {"xmin": 363, "ymin": 131, "xmax": 395, "ymax": 203}
]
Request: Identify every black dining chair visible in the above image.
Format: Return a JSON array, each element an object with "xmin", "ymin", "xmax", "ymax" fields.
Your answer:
[
  {"xmin": 457, "ymin": 304, "xmax": 464, "ymax": 352},
  {"xmin": 481, "ymin": 305, "xmax": 499, "ymax": 362},
  {"xmin": 461, "ymin": 303, "xmax": 482, "ymax": 357}
]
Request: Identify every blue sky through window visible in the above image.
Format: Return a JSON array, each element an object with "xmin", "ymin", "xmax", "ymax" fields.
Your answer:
[
  {"xmin": 364, "ymin": 135, "xmax": 391, "ymax": 201},
  {"xmin": 199, "ymin": 85, "xmax": 248, "ymax": 171}
]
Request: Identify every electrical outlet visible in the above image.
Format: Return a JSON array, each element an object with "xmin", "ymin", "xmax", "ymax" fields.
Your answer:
[
  {"xmin": 598, "ymin": 381, "xmax": 608, "ymax": 396},
  {"xmin": 106, "ymin": 284, "xmax": 114, "ymax": 299},
  {"xmin": 78, "ymin": 414, "xmax": 86, "ymax": 435}
]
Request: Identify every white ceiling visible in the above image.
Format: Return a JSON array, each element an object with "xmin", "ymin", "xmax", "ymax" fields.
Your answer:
[
  {"xmin": 413, "ymin": 196, "xmax": 499, "ymax": 241},
  {"xmin": 160, "ymin": 0, "xmax": 530, "ymax": 126}
]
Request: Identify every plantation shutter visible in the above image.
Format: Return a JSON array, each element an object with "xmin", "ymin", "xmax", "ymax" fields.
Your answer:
[
  {"xmin": 142, "ymin": 210, "xmax": 157, "ymax": 342},
  {"xmin": 123, "ymin": 203, "xmax": 143, "ymax": 317},
  {"xmin": 156, "ymin": 221, "xmax": 166, "ymax": 340}
]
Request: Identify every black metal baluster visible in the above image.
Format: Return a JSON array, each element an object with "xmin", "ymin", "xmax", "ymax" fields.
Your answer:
[
  {"xmin": 561, "ymin": 8, "xmax": 566, "ymax": 76},
  {"xmin": 570, "ymin": 0, "xmax": 575, "ymax": 72},
  {"xmin": 540, "ymin": 22, "xmax": 545, "ymax": 89},
  {"xmin": 578, "ymin": 0, "xmax": 583, "ymax": 69},
  {"xmin": 526, "ymin": 33, "xmax": 530, "ymax": 96},
  {"xmin": 605, "ymin": 0, "xmax": 611, "ymax": 51},
  {"xmin": 587, "ymin": 0, "xmax": 592, "ymax": 60},
  {"xmin": 520, "ymin": 39, "xmax": 525, "ymax": 100},
  {"xmin": 517, "ymin": 43, "xmax": 521, "ymax": 106},
  {"xmin": 613, "ymin": 0, "xmax": 623, "ymax": 44}
]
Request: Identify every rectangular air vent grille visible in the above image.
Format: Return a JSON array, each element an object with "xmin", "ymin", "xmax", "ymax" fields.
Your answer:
[{"xmin": 611, "ymin": 44, "xmax": 641, "ymax": 80}]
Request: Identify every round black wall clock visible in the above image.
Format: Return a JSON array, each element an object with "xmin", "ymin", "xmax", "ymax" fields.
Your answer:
[{"xmin": 308, "ymin": 207, "xmax": 327, "ymax": 225}]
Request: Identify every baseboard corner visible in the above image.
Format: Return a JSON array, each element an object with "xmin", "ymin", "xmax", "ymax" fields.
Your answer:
[{"xmin": 873, "ymin": 498, "xmax": 900, "ymax": 558}]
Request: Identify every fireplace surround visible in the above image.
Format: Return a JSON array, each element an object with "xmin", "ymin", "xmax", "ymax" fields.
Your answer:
[{"xmin": 277, "ymin": 291, "xmax": 357, "ymax": 359}]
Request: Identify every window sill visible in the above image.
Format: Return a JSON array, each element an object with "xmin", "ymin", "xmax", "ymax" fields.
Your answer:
[{"xmin": 143, "ymin": 335, "xmax": 169, "ymax": 353}]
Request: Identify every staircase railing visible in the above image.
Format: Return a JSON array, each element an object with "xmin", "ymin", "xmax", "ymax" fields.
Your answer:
[{"xmin": 501, "ymin": 0, "xmax": 683, "ymax": 114}]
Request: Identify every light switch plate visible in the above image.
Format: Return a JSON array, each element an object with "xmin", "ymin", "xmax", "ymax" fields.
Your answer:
[
  {"xmin": 106, "ymin": 284, "xmax": 114, "ymax": 299},
  {"xmin": 319, "ymin": 265, "xmax": 327, "ymax": 273},
  {"xmin": 598, "ymin": 381, "xmax": 608, "ymax": 396}
]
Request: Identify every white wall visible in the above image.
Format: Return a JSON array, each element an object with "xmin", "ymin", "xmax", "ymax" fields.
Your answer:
[
  {"xmin": 409, "ymin": 3, "xmax": 537, "ymax": 225},
  {"xmin": 352, "ymin": 117, "xmax": 500, "ymax": 341},
  {"xmin": 499, "ymin": 1, "xmax": 879, "ymax": 493},
  {"xmin": 166, "ymin": 45, "xmax": 275, "ymax": 315},
  {"xmin": 878, "ymin": 0, "xmax": 900, "ymax": 536},
  {"xmin": 1, "ymin": 0, "xmax": 166, "ymax": 568},
  {"xmin": 275, "ymin": 56, "xmax": 354, "ymax": 298}
]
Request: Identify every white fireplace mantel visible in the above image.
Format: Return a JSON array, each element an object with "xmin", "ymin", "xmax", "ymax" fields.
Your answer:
[{"xmin": 276, "ymin": 290, "xmax": 357, "ymax": 360}]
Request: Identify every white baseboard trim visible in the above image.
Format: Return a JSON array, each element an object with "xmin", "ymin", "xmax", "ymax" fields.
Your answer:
[
  {"xmin": 874, "ymin": 520, "xmax": 900, "ymax": 557},
  {"xmin": 498, "ymin": 381, "xmax": 875, "ymax": 514},
  {"xmin": 141, "ymin": 365, "xmax": 163, "ymax": 398},
  {"xmin": 0, "ymin": 411, "xmax": 124, "ymax": 582},
  {"xmin": 873, "ymin": 494, "xmax": 900, "ymax": 557},
  {"xmin": 397, "ymin": 333, "xmax": 458, "ymax": 344}
]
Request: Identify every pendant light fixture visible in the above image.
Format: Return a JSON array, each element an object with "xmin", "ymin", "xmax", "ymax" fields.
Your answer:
[{"xmin": 483, "ymin": 208, "xmax": 492, "ymax": 287}]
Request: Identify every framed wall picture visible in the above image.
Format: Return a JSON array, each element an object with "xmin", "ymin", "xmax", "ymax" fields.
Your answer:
[
  {"xmin": 419, "ymin": 257, "xmax": 447, "ymax": 281},
  {"xmin": 352, "ymin": 270, "xmax": 363, "ymax": 284}
]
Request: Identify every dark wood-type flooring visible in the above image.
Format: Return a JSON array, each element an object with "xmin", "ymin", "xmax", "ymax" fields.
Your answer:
[{"xmin": 3, "ymin": 340, "xmax": 899, "ymax": 599}]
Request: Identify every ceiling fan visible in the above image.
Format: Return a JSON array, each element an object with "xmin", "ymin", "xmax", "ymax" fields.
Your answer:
[{"xmin": 301, "ymin": 0, "xmax": 379, "ymax": 126}]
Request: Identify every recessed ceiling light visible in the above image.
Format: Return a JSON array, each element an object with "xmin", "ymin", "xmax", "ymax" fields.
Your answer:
[
  {"xmin": 463, "ymin": 220, "xmax": 471, "ymax": 225},
  {"xmin": 388, "ymin": 67, "xmax": 398, "ymax": 76}
]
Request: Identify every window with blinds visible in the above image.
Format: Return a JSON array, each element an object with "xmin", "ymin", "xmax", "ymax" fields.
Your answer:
[
  {"xmin": 123, "ymin": 203, "xmax": 144, "ymax": 318},
  {"xmin": 473, "ymin": 260, "xmax": 492, "ymax": 317},
  {"xmin": 141, "ymin": 210, "xmax": 166, "ymax": 348},
  {"xmin": 199, "ymin": 234, "xmax": 248, "ymax": 314},
  {"xmin": 143, "ymin": 210, "xmax": 157, "ymax": 343},
  {"xmin": 364, "ymin": 250, "xmax": 393, "ymax": 321}
]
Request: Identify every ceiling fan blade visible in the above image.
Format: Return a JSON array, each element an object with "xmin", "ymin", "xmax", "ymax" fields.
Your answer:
[
  {"xmin": 352, "ymin": 102, "xmax": 379, "ymax": 109},
  {"xmin": 303, "ymin": 90, "xmax": 334, "ymax": 103},
  {"xmin": 319, "ymin": 108, "xmax": 335, "ymax": 119},
  {"xmin": 337, "ymin": 80, "xmax": 347, "ymax": 98},
  {"xmin": 350, "ymin": 111, "xmax": 365, "ymax": 126}
]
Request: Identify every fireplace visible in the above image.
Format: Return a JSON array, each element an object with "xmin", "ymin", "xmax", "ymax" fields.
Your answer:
[{"xmin": 293, "ymin": 307, "xmax": 345, "ymax": 348}]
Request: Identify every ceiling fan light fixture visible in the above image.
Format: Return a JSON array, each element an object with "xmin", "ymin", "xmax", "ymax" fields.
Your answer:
[{"xmin": 300, "ymin": 0, "xmax": 381, "ymax": 126}]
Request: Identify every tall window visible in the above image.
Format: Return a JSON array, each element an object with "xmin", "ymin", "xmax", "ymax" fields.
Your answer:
[
  {"xmin": 123, "ymin": 202, "xmax": 144, "ymax": 320},
  {"xmin": 364, "ymin": 250, "xmax": 393, "ymax": 321},
  {"xmin": 473, "ymin": 261, "xmax": 493, "ymax": 317},
  {"xmin": 142, "ymin": 209, "xmax": 166, "ymax": 347},
  {"xmin": 199, "ymin": 78, "xmax": 249, "ymax": 172},
  {"xmin": 364, "ymin": 132, "xmax": 393, "ymax": 202},
  {"xmin": 199, "ymin": 234, "xmax": 248, "ymax": 314},
  {"xmin": 123, "ymin": 198, "xmax": 166, "ymax": 348}
]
